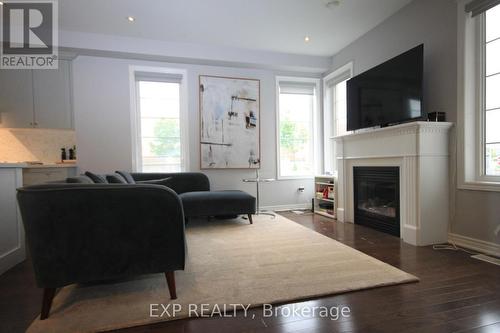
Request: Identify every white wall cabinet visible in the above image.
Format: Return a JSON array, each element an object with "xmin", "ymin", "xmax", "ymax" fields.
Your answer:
[
  {"xmin": 0, "ymin": 69, "xmax": 35, "ymax": 128},
  {"xmin": 0, "ymin": 167, "xmax": 25, "ymax": 276},
  {"xmin": 0, "ymin": 60, "xmax": 73, "ymax": 129},
  {"xmin": 33, "ymin": 60, "xmax": 73, "ymax": 129}
]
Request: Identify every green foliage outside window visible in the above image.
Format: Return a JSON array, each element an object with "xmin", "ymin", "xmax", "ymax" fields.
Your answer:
[
  {"xmin": 280, "ymin": 119, "xmax": 309, "ymax": 171},
  {"xmin": 150, "ymin": 118, "xmax": 181, "ymax": 157}
]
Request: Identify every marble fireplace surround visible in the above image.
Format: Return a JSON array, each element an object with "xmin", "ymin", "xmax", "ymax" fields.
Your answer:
[{"xmin": 333, "ymin": 121, "xmax": 453, "ymax": 246}]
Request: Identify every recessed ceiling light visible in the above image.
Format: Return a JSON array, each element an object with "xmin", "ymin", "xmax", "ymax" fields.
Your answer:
[
  {"xmin": 126, "ymin": 16, "xmax": 135, "ymax": 22},
  {"xmin": 304, "ymin": 36, "xmax": 311, "ymax": 43},
  {"xmin": 0, "ymin": 2, "xmax": 4, "ymax": 5}
]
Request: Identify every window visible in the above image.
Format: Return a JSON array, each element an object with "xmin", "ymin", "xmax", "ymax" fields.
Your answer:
[
  {"xmin": 484, "ymin": 5, "xmax": 500, "ymax": 176},
  {"xmin": 132, "ymin": 70, "xmax": 188, "ymax": 172},
  {"xmin": 323, "ymin": 63, "xmax": 352, "ymax": 174},
  {"xmin": 334, "ymin": 79, "xmax": 349, "ymax": 137},
  {"xmin": 458, "ymin": 1, "xmax": 500, "ymax": 190},
  {"xmin": 137, "ymin": 80, "xmax": 181, "ymax": 172},
  {"xmin": 276, "ymin": 77, "xmax": 320, "ymax": 178}
]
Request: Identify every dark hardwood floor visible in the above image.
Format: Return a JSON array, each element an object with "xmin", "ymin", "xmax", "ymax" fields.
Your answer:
[{"xmin": 1, "ymin": 212, "xmax": 499, "ymax": 333}]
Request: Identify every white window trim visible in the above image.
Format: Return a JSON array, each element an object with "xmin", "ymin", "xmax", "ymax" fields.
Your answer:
[
  {"xmin": 129, "ymin": 65, "xmax": 189, "ymax": 172},
  {"xmin": 275, "ymin": 76, "xmax": 321, "ymax": 180},
  {"xmin": 457, "ymin": 0, "xmax": 500, "ymax": 192},
  {"xmin": 322, "ymin": 62, "xmax": 353, "ymax": 174}
]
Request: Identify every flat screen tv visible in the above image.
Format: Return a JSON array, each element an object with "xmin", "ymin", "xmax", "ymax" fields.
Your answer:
[{"xmin": 347, "ymin": 44, "xmax": 424, "ymax": 131}]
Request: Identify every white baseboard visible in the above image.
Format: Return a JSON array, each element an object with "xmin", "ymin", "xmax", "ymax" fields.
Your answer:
[
  {"xmin": 0, "ymin": 246, "xmax": 25, "ymax": 276},
  {"xmin": 448, "ymin": 233, "xmax": 500, "ymax": 257},
  {"xmin": 336, "ymin": 208, "xmax": 345, "ymax": 222},
  {"xmin": 402, "ymin": 224, "xmax": 418, "ymax": 246},
  {"xmin": 261, "ymin": 203, "xmax": 311, "ymax": 212}
]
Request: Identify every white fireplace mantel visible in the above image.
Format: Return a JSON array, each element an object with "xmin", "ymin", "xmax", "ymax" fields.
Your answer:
[{"xmin": 333, "ymin": 121, "xmax": 453, "ymax": 246}]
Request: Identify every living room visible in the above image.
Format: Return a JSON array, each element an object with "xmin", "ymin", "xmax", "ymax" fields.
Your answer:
[{"xmin": 0, "ymin": 0, "xmax": 499, "ymax": 332}]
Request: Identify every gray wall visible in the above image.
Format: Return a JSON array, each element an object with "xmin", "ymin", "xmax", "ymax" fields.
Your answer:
[
  {"xmin": 331, "ymin": 0, "xmax": 457, "ymax": 121},
  {"xmin": 330, "ymin": 0, "xmax": 499, "ymax": 245},
  {"xmin": 72, "ymin": 56, "xmax": 316, "ymax": 209},
  {"xmin": 454, "ymin": 190, "xmax": 500, "ymax": 243}
]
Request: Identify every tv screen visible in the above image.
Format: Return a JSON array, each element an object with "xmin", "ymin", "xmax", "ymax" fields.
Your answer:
[{"xmin": 347, "ymin": 44, "xmax": 424, "ymax": 131}]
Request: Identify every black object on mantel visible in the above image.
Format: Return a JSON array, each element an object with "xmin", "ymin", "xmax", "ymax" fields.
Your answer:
[
  {"xmin": 428, "ymin": 112, "xmax": 446, "ymax": 122},
  {"xmin": 68, "ymin": 148, "xmax": 74, "ymax": 160},
  {"xmin": 61, "ymin": 148, "xmax": 66, "ymax": 161}
]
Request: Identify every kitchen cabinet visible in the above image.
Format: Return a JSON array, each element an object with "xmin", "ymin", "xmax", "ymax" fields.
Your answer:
[
  {"xmin": 22, "ymin": 166, "xmax": 77, "ymax": 185},
  {"xmin": 33, "ymin": 60, "xmax": 73, "ymax": 129},
  {"xmin": 0, "ymin": 164, "xmax": 78, "ymax": 276},
  {"xmin": 0, "ymin": 59, "xmax": 73, "ymax": 129},
  {"xmin": 0, "ymin": 69, "xmax": 34, "ymax": 128},
  {"xmin": 0, "ymin": 166, "xmax": 25, "ymax": 276}
]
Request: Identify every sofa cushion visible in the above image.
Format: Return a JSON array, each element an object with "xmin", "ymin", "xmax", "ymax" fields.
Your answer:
[
  {"xmin": 66, "ymin": 175, "xmax": 94, "ymax": 184},
  {"xmin": 106, "ymin": 173, "xmax": 128, "ymax": 184},
  {"xmin": 139, "ymin": 177, "xmax": 173, "ymax": 187},
  {"xmin": 115, "ymin": 171, "xmax": 136, "ymax": 184},
  {"xmin": 84, "ymin": 172, "xmax": 108, "ymax": 184},
  {"xmin": 130, "ymin": 172, "xmax": 209, "ymax": 193},
  {"xmin": 179, "ymin": 190, "xmax": 256, "ymax": 217}
]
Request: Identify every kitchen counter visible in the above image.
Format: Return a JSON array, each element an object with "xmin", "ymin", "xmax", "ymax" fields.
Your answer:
[
  {"xmin": 0, "ymin": 162, "xmax": 77, "ymax": 169},
  {"xmin": 24, "ymin": 163, "xmax": 77, "ymax": 169},
  {"xmin": 0, "ymin": 163, "xmax": 27, "ymax": 168}
]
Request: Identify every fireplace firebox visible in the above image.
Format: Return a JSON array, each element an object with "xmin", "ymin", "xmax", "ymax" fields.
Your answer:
[{"xmin": 353, "ymin": 167, "xmax": 400, "ymax": 237}]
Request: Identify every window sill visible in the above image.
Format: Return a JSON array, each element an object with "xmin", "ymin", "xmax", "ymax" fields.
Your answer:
[{"xmin": 458, "ymin": 180, "xmax": 500, "ymax": 192}]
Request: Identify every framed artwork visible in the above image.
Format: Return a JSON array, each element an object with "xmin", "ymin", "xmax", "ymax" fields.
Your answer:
[{"xmin": 199, "ymin": 75, "xmax": 260, "ymax": 169}]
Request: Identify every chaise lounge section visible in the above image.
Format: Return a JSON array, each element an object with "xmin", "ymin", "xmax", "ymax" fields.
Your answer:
[{"xmin": 129, "ymin": 172, "xmax": 257, "ymax": 223}]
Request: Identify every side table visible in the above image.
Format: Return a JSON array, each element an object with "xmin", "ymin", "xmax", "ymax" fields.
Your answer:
[{"xmin": 243, "ymin": 169, "xmax": 276, "ymax": 218}]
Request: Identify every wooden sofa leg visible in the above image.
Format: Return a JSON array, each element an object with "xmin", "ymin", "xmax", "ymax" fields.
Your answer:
[
  {"xmin": 248, "ymin": 214, "xmax": 253, "ymax": 224},
  {"xmin": 40, "ymin": 288, "xmax": 56, "ymax": 320},
  {"xmin": 165, "ymin": 272, "xmax": 177, "ymax": 299}
]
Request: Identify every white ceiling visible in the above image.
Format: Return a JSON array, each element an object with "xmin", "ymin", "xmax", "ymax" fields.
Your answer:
[{"xmin": 59, "ymin": 0, "xmax": 413, "ymax": 57}]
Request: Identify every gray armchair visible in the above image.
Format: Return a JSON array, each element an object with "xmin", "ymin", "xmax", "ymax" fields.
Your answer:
[{"xmin": 17, "ymin": 183, "xmax": 186, "ymax": 320}]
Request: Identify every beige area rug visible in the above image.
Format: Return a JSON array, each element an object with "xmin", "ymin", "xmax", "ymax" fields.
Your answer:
[{"xmin": 27, "ymin": 214, "xmax": 418, "ymax": 333}]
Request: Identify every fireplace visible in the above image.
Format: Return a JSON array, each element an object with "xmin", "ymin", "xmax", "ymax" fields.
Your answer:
[{"xmin": 353, "ymin": 167, "xmax": 400, "ymax": 236}]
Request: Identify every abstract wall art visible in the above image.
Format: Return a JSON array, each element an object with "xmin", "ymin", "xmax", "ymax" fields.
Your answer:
[{"xmin": 199, "ymin": 75, "xmax": 260, "ymax": 169}]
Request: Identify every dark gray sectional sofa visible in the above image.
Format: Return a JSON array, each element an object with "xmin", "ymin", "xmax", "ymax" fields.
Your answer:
[{"xmin": 16, "ymin": 171, "xmax": 256, "ymax": 320}]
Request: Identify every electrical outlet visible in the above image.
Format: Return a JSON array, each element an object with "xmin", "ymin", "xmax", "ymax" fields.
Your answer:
[{"xmin": 298, "ymin": 186, "xmax": 305, "ymax": 193}]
